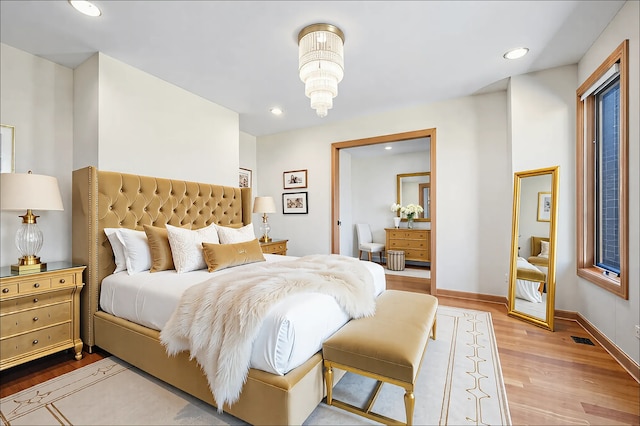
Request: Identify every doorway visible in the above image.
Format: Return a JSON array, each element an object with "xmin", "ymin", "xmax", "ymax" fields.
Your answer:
[{"xmin": 330, "ymin": 129, "xmax": 437, "ymax": 295}]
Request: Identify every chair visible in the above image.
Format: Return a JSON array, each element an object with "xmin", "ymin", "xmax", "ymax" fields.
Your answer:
[{"xmin": 355, "ymin": 224, "xmax": 385, "ymax": 263}]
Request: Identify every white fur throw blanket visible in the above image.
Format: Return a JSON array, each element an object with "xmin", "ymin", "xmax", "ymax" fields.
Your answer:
[{"xmin": 160, "ymin": 254, "xmax": 376, "ymax": 411}]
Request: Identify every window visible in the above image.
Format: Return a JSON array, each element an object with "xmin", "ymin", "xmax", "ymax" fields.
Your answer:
[{"xmin": 576, "ymin": 40, "xmax": 628, "ymax": 299}]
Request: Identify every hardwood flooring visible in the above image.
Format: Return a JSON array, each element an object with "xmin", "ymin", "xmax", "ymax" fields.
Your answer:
[{"xmin": 1, "ymin": 272, "xmax": 638, "ymax": 425}]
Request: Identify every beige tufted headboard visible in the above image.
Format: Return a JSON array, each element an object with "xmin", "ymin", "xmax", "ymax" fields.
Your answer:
[{"xmin": 72, "ymin": 166, "xmax": 252, "ymax": 349}]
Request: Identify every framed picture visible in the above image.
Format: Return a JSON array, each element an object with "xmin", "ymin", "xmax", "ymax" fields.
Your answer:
[
  {"xmin": 239, "ymin": 168, "xmax": 252, "ymax": 188},
  {"xmin": 537, "ymin": 192, "xmax": 551, "ymax": 222},
  {"xmin": 0, "ymin": 124, "xmax": 15, "ymax": 173},
  {"xmin": 282, "ymin": 192, "xmax": 308, "ymax": 214},
  {"xmin": 283, "ymin": 169, "xmax": 307, "ymax": 189}
]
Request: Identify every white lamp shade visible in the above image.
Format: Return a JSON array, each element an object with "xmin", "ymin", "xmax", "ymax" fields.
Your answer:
[
  {"xmin": 253, "ymin": 196, "xmax": 276, "ymax": 214},
  {"xmin": 0, "ymin": 172, "xmax": 64, "ymax": 211}
]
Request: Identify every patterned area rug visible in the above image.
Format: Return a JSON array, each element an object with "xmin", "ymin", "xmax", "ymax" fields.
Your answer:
[{"xmin": 0, "ymin": 306, "xmax": 511, "ymax": 425}]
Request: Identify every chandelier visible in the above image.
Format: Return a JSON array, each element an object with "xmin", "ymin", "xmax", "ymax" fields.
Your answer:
[{"xmin": 298, "ymin": 23, "xmax": 345, "ymax": 118}]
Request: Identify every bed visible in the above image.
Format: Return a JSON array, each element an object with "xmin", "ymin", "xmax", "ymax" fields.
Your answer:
[
  {"xmin": 527, "ymin": 236, "xmax": 550, "ymax": 268},
  {"xmin": 71, "ymin": 166, "xmax": 385, "ymax": 425},
  {"xmin": 515, "ymin": 257, "xmax": 546, "ymax": 303}
]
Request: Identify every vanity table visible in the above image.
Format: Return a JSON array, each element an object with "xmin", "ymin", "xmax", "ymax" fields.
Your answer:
[{"xmin": 385, "ymin": 228, "xmax": 430, "ymax": 263}]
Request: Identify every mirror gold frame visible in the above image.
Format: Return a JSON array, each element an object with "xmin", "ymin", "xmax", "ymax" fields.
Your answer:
[
  {"xmin": 508, "ymin": 166, "xmax": 559, "ymax": 331},
  {"xmin": 396, "ymin": 172, "xmax": 430, "ymax": 222}
]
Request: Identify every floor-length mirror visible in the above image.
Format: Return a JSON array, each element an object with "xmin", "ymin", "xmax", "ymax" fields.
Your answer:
[{"xmin": 508, "ymin": 166, "xmax": 559, "ymax": 331}]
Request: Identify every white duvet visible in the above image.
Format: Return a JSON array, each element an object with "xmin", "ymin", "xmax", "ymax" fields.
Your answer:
[
  {"xmin": 515, "ymin": 257, "xmax": 544, "ymax": 303},
  {"xmin": 99, "ymin": 254, "xmax": 386, "ymax": 375}
]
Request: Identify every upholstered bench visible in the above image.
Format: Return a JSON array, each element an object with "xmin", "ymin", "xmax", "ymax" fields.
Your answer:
[{"xmin": 322, "ymin": 290, "xmax": 438, "ymax": 425}]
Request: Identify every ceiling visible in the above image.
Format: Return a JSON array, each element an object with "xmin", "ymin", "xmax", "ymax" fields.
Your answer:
[{"xmin": 0, "ymin": 1, "xmax": 625, "ymax": 137}]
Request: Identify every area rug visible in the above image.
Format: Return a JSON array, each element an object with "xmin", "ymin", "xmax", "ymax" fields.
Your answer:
[{"xmin": 0, "ymin": 306, "xmax": 511, "ymax": 425}]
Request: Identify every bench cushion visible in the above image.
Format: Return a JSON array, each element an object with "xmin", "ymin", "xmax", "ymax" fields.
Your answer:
[{"xmin": 322, "ymin": 290, "xmax": 437, "ymax": 384}]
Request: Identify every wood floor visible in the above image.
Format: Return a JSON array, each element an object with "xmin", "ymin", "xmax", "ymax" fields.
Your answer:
[{"xmin": 1, "ymin": 272, "xmax": 638, "ymax": 425}]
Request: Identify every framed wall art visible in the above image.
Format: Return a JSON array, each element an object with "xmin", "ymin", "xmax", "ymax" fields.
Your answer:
[
  {"xmin": 239, "ymin": 168, "xmax": 252, "ymax": 188},
  {"xmin": 0, "ymin": 124, "xmax": 15, "ymax": 173},
  {"xmin": 283, "ymin": 169, "xmax": 307, "ymax": 189},
  {"xmin": 282, "ymin": 192, "xmax": 308, "ymax": 214},
  {"xmin": 537, "ymin": 191, "xmax": 551, "ymax": 222}
]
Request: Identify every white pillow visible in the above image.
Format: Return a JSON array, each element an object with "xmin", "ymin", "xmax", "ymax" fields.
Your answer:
[
  {"xmin": 539, "ymin": 240, "xmax": 549, "ymax": 258},
  {"xmin": 215, "ymin": 223, "xmax": 256, "ymax": 244},
  {"xmin": 166, "ymin": 223, "xmax": 220, "ymax": 273},
  {"xmin": 104, "ymin": 228, "xmax": 127, "ymax": 274},
  {"xmin": 115, "ymin": 229, "xmax": 152, "ymax": 275}
]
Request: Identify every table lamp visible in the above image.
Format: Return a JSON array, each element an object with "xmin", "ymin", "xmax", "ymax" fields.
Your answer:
[
  {"xmin": 252, "ymin": 196, "xmax": 276, "ymax": 243},
  {"xmin": 1, "ymin": 171, "xmax": 64, "ymax": 273}
]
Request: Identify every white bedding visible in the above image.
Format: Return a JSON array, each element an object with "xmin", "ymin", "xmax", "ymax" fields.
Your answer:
[
  {"xmin": 99, "ymin": 254, "xmax": 386, "ymax": 375},
  {"xmin": 515, "ymin": 257, "xmax": 543, "ymax": 303}
]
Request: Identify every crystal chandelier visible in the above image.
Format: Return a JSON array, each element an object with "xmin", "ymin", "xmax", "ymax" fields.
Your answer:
[{"xmin": 298, "ymin": 23, "xmax": 344, "ymax": 118}]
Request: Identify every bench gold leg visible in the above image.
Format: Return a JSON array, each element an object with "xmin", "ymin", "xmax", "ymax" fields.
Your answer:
[
  {"xmin": 404, "ymin": 389, "xmax": 415, "ymax": 426},
  {"xmin": 432, "ymin": 317, "xmax": 437, "ymax": 340},
  {"xmin": 325, "ymin": 363, "xmax": 333, "ymax": 405}
]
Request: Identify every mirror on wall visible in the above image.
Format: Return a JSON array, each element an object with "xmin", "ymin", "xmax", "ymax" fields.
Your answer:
[
  {"xmin": 508, "ymin": 166, "xmax": 559, "ymax": 331},
  {"xmin": 397, "ymin": 172, "xmax": 430, "ymax": 221}
]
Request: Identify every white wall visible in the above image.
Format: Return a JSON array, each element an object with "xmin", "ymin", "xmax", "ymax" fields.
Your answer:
[
  {"xmin": 75, "ymin": 53, "xmax": 239, "ymax": 186},
  {"xmin": 508, "ymin": 65, "xmax": 579, "ymax": 319},
  {"xmin": 0, "ymin": 43, "xmax": 74, "ymax": 266},
  {"xmin": 575, "ymin": 0, "xmax": 639, "ymax": 364},
  {"xmin": 350, "ymin": 151, "xmax": 429, "ymax": 257},
  {"xmin": 257, "ymin": 91, "xmax": 512, "ymax": 297},
  {"xmin": 2, "ymin": 48, "xmax": 243, "ymax": 268}
]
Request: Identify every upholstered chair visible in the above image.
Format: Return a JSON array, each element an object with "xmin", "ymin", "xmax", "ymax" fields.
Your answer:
[{"xmin": 355, "ymin": 223, "xmax": 385, "ymax": 263}]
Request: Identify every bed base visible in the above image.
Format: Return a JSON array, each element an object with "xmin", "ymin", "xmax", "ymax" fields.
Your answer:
[{"xmin": 94, "ymin": 311, "xmax": 343, "ymax": 425}]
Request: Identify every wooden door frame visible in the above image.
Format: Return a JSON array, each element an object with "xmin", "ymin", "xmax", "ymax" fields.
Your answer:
[{"xmin": 330, "ymin": 128, "xmax": 437, "ymax": 295}]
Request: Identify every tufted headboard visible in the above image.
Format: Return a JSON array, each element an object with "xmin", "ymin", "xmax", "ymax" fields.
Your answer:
[{"xmin": 71, "ymin": 166, "xmax": 252, "ymax": 349}]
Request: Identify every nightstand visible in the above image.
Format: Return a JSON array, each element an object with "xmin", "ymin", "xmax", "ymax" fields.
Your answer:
[
  {"xmin": 0, "ymin": 262, "xmax": 85, "ymax": 371},
  {"xmin": 259, "ymin": 238, "xmax": 288, "ymax": 255}
]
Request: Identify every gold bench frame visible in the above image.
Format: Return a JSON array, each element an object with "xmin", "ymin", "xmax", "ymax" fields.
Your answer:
[{"xmin": 323, "ymin": 318, "xmax": 436, "ymax": 426}]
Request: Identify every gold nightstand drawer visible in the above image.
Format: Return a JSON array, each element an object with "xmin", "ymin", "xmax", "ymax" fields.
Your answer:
[
  {"xmin": 1, "ymin": 323, "xmax": 71, "ymax": 360},
  {"xmin": 51, "ymin": 273, "xmax": 75, "ymax": 287},
  {"xmin": 1, "ymin": 283, "xmax": 18, "ymax": 298},
  {"xmin": 1, "ymin": 302, "xmax": 71, "ymax": 337},
  {"xmin": 260, "ymin": 239, "xmax": 288, "ymax": 255},
  {"xmin": 18, "ymin": 278, "xmax": 52, "ymax": 293},
  {"xmin": 0, "ymin": 289, "xmax": 72, "ymax": 312}
]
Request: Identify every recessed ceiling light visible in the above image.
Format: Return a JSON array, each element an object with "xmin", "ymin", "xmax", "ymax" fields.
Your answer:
[
  {"xmin": 68, "ymin": 0, "xmax": 102, "ymax": 17},
  {"xmin": 385, "ymin": 146, "xmax": 392, "ymax": 150},
  {"xmin": 503, "ymin": 47, "xmax": 529, "ymax": 60},
  {"xmin": 270, "ymin": 107, "xmax": 283, "ymax": 116}
]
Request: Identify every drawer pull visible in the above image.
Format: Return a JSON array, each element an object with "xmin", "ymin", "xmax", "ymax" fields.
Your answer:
[
  {"xmin": 33, "ymin": 317, "xmax": 39, "ymax": 322},
  {"xmin": 32, "ymin": 339, "xmax": 39, "ymax": 345},
  {"xmin": 59, "ymin": 279, "xmax": 66, "ymax": 284},
  {"xmin": 33, "ymin": 298, "xmax": 39, "ymax": 303},
  {"xmin": 34, "ymin": 283, "xmax": 40, "ymax": 288},
  {"xmin": 2, "ymin": 288, "xmax": 8, "ymax": 293}
]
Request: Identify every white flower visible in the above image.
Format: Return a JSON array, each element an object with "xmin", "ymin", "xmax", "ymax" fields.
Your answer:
[
  {"xmin": 404, "ymin": 203, "xmax": 424, "ymax": 219},
  {"xmin": 390, "ymin": 203, "xmax": 402, "ymax": 213}
]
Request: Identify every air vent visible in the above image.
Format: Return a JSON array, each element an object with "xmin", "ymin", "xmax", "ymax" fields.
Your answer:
[{"xmin": 571, "ymin": 336, "xmax": 595, "ymax": 345}]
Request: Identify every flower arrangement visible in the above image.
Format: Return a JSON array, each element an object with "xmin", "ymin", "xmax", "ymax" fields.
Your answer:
[
  {"xmin": 403, "ymin": 203, "xmax": 424, "ymax": 220},
  {"xmin": 390, "ymin": 202, "xmax": 423, "ymax": 219}
]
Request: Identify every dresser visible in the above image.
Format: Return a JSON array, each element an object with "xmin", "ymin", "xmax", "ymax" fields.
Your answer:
[
  {"xmin": 259, "ymin": 238, "xmax": 288, "ymax": 255},
  {"xmin": 385, "ymin": 228, "xmax": 430, "ymax": 263},
  {"xmin": 0, "ymin": 263, "xmax": 85, "ymax": 371}
]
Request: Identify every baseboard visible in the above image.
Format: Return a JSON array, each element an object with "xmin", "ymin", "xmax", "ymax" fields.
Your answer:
[
  {"xmin": 574, "ymin": 312, "xmax": 640, "ymax": 383},
  {"xmin": 435, "ymin": 289, "xmax": 508, "ymax": 305}
]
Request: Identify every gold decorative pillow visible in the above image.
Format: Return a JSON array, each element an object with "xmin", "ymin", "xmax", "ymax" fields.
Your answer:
[
  {"xmin": 202, "ymin": 239, "xmax": 265, "ymax": 272},
  {"xmin": 144, "ymin": 224, "xmax": 192, "ymax": 272}
]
